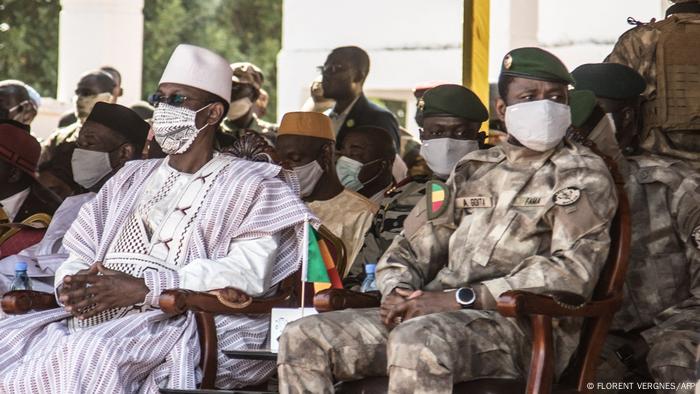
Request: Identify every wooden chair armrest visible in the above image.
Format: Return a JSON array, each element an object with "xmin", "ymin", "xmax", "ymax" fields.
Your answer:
[
  {"xmin": 313, "ymin": 288, "xmax": 381, "ymax": 312},
  {"xmin": 497, "ymin": 289, "xmax": 622, "ymax": 318},
  {"xmin": 1, "ymin": 290, "xmax": 59, "ymax": 314},
  {"xmin": 159, "ymin": 288, "xmax": 294, "ymax": 316}
]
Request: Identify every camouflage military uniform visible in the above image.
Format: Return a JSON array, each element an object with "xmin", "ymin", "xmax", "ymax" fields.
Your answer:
[
  {"xmin": 605, "ymin": 13, "xmax": 700, "ymax": 167},
  {"xmin": 39, "ymin": 122, "xmax": 80, "ymax": 165},
  {"xmin": 595, "ymin": 154, "xmax": 700, "ymax": 393},
  {"xmin": 278, "ymin": 141, "xmax": 617, "ymax": 393},
  {"xmin": 220, "ymin": 113, "xmax": 278, "ymax": 145}
]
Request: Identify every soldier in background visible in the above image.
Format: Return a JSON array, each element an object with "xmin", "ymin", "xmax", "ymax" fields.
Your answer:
[
  {"xmin": 220, "ymin": 62, "xmax": 277, "ymax": 144},
  {"xmin": 350, "ymin": 84, "xmax": 488, "ymax": 285},
  {"xmin": 606, "ymin": 0, "xmax": 700, "ymax": 168},
  {"xmin": 571, "ymin": 62, "xmax": 700, "ymax": 394}
]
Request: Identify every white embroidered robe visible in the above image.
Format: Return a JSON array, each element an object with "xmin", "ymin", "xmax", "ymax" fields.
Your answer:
[{"xmin": 0, "ymin": 154, "xmax": 313, "ymax": 392}]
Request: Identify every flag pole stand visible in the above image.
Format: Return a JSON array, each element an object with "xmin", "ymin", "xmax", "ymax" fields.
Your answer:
[{"xmin": 300, "ymin": 277, "xmax": 305, "ymax": 318}]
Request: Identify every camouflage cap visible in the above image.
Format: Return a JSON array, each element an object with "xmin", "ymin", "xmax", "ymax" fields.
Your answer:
[
  {"xmin": 568, "ymin": 90, "xmax": 597, "ymax": 128},
  {"xmin": 418, "ymin": 84, "xmax": 488, "ymax": 124},
  {"xmin": 230, "ymin": 62, "xmax": 264, "ymax": 90},
  {"xmin": 572, "ymin": 63, "xmax": 646, "ymax": 100},
  {"xmin": 500, "ymin": 47, "xmax": 574, "ymax": 85}
]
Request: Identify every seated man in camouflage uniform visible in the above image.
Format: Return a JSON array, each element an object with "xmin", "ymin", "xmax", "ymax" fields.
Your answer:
[
  {"xmin": 571, "ymin": 62, "xmax": 700, "ymax": 393},
  {"xmin": 277, "ymin": 47, "xmax": 618, "ymax": 393},
  {"xmin": 353, "ymin": 84, "xmax": 488, "ymax": 276}
]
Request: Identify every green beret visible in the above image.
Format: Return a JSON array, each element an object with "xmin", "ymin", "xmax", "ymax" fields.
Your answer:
[
  {"xmin": 568, "ymin": 90, "xmax": 597, "ymax": 128},
  {"xmin": 571, "ymin": 63, "xmax": 646, "ymax": 100},
  {"xmin": 500, "ymin": 47, "xmax": 574, "ymax": 85},
  {"xmin": 419, "ymin": 84, "xmax": 488, "ymax": 124}
]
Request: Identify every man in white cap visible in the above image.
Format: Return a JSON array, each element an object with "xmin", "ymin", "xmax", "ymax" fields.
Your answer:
[{"xmin": 0, "ymin": 44, "xmax": 312, "ymax": 392}]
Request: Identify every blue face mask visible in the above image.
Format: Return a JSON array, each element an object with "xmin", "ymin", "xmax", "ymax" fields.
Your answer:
[{"xmin": 335, "ymin": 156, "xmax": 382, "ymax": 191}]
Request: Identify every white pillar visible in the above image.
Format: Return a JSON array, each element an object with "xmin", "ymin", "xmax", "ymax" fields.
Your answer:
[{"xmin": 57, "ymin": 0, "xmax": 143, "ymax": 105}]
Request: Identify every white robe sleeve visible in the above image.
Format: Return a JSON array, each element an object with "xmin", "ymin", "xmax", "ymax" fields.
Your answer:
[{"xmin": 178, "ymin": 234, "xmax": 280, "ymax": 297}]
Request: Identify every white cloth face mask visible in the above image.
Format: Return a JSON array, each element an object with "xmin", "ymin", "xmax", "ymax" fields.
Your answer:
[
  {"xmin": 152, "ymin": 103, "xmax": 212, "ymax": 155},
  {"xmin": 505, "ymin": 100, "xmax": 571, "ymax": 152},
  {"xmin": 71, "ymin": 148, "xmax": 113, "ymax": 189},
  {"xmin": 420, "ymin": 138, "xmax": 479, "ymax": 178},
  {"xmin": 293, "ymin": 159, "xmax": 324, "ymax": 197},
  {"xmin": 227, "ymin": 97, "xmax": 253, "ymax": 120}
]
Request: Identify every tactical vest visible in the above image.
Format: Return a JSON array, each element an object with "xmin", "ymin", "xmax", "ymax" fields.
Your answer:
[{"xmin": 641, "ymin": 15, "xmax": 700, "ymax": 164}]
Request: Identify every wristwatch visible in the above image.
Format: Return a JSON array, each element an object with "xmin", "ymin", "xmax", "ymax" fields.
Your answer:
[{"xmin": 455, "ymin": 287, "xmax": 477, "ymax": 308}]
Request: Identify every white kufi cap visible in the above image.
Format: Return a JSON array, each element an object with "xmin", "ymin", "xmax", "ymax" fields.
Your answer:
[{"xmin": 158, "ymin": 44, "xmax": 232, "ymax": 103}]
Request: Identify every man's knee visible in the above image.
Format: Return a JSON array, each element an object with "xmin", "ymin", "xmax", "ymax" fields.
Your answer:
[{"xmin": 278, "ymin": 315, "xmax": 328, "ymax": 367}]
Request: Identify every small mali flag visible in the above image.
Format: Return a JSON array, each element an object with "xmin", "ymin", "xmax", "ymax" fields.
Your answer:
[
  {"xmin": 303, "ymin": 223, "xmax": 343, "ymax": 292},
  {"xmin": 427, "ymin": 180, "xmax": 450, "ymax": 220}
]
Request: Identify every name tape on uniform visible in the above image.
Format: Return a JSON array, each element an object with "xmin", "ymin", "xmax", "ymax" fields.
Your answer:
[
  {"xmin": 512, "ymin": 196, "xmax": 546, "ymax": 207},
  {"xmin": 455, "ymin": 196, "xmax": 493, "ymax": 208}
]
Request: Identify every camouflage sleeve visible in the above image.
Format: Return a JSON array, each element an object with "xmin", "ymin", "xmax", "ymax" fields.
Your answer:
[
  {"xmin": 605, "ymin": 26, "xmax": 645, "ymax": 68},
  {"xmin": 375, "ymin": 196, "xmax": 454, "ymax": 296},
  {"xmin": 481, "ymin": 165, "xmax": 618, "ymax": 300},
  {"xmin": 671, "ymin": 174, "xmax": 700, "ymax": 299}
]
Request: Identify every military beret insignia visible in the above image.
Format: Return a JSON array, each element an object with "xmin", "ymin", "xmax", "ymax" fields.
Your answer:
[
  {"xmin": 553, "ymin": 187, "xmax": 581, "ymax": 206},
  {"xmin": 417, "ymin": 98, "xmax": 425, "ymax": 112},
  {"xmin": 503, "ymin": 54, "xmax": 513, "ymax": 70},
  {"xmin": 692, "ymin": 226, "xmax": 700, "ymax": 249},
  {"xmin": 426, "ymin": 180, "xmax": 450, "ymax": 220}
]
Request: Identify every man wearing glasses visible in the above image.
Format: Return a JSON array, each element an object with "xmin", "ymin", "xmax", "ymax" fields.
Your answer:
[
  {"xmin": 320, "ymin": 46, "xmax": 400, "ymax": 150},
  {"xmin": 0, "ymin": 44, "xmax": 312, "ymax": 393}
]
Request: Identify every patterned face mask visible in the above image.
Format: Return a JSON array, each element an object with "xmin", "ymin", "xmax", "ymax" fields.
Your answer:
[{"xmin": 152, "ymin": 103, "xmax": 212, "ymax": 155}]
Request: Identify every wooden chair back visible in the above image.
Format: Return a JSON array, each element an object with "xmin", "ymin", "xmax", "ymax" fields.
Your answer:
[{"xmin": 560, "ymin": 149, "xmax": 632, "ymax": 392}]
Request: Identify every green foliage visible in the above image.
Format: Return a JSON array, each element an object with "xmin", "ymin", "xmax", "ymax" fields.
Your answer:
[
  {"xmin": 0, "ymin": 0, "xmax": 60, "ymax": 97},
  {"xmin": 143, "ymin": 0, "xmax": 282, "ymax": 121},
  {"xmin": 0, "ymin": 0, "xmax": 282, "ymax": 122}
]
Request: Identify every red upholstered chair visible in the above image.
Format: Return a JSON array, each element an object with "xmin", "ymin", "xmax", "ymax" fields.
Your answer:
[
  {"xmin": 0, "ymin": 213, "xmax": 52, "ymax": 259},
  {"xmin": 316, "ymin": 153, "xmax": 631, "ymax": 394}
]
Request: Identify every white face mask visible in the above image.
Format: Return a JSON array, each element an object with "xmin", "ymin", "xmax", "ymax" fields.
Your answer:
[
  {"xmin": 71, "ymin": 148, "xmax": 113, "ymax": 189},
  {"xmin": 152, "ymin": 103, "xmax": 212, "ymax": 155},
  {"xmin": 505, "ymin": 100, "xmax": 571, "ymax": 152},
  {"xmin": 420, "ymin": 138, "xmax": 479, "ymax": 178},
  {"xmin": 227, "ymin": 97, "xmax": 253, "ymax": 120},
  {"xmin": 293, "ymin": 160, "xmax": 324, "ymax": 197}
]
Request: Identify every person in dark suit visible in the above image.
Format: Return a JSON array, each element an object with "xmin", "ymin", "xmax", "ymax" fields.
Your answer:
[{"xmin": 321, "ymin": 46, "xmax": 400, "ymax": 150}]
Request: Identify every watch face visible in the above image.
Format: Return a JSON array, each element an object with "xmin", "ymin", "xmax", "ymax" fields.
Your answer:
[{"xmin": 457, "ymin": 287, "xmax": 476, "ymax": 306}]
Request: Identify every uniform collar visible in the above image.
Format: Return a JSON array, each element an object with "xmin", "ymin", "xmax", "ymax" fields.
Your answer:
[{"xmin": 499, "ymin": 141, "xmax": 558, "ymax": 166}]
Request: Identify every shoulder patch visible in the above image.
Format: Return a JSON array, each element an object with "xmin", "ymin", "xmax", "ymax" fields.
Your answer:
[
  {"xmin": 553, "ymin": 187, "xmax": 581, "ymax": 206},
  {"xmin": 426, "ymin": 180, "xmax": 450, "ymax": 220},
  {"xmin": 692, "ymin": 226, "xmax": 700, "ymax": 249}
]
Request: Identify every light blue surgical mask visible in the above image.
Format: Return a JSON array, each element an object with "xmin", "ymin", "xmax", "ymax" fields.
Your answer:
[{"xmin": 336, "ymin": 156, "xmax": 383, "ymax": 191}]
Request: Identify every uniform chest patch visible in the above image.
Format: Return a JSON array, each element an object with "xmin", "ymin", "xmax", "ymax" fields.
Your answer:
[
  {"xmin": 692, "ymin": 226, "xmax": 700, "ymax": 249},
  {"xmin": 426, "ymin": 180, "xmax": 450, "ymax": 220},
  {"xmin": 455, "ymin": 196, "xmax": 493, "ymax": 209},
  {"xmin": 552, "ymin": 187, "xmax": 581, "ymax": 206}
]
